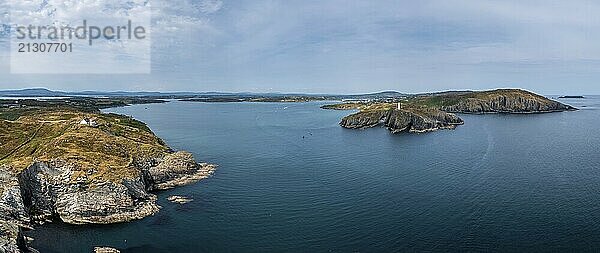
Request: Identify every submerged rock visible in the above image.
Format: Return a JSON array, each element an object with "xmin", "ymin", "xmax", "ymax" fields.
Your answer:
[
  {"xmin": 167, "ymin": 196, "xmax": 193, "ymax": 204},
  {"xmin": 93, "ymin": 247, "xmax": 120, "ymax": 253}
]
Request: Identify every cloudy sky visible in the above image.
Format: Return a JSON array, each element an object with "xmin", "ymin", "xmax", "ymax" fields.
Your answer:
[{"xmin": 1, "ymin": 0, "xmax": 600, "ymax": 94}]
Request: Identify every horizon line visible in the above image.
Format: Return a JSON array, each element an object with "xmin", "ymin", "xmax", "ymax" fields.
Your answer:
[{"xmin": 0, "ymin": 87, "xmax": 592, "ymax": 96}]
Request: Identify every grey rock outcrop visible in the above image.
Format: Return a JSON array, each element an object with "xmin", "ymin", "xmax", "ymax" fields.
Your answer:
[
  {"xmin": 0, "ymin": 168, "xmax": 33, "ymax": 253},
  {"xmin": 0, "ymin": 151, "xmax": 216, "ymax": 252},
  {"xmin": 146, "ymin": 152, "xmax": 217, "ymax": 191},
  {"xmin": 340, "ymin": 109, "xmax": 463, "ymax": 133},
  {"xmin": 339, "ymin": 110, "xmax": 388, "ymax": 129},
  {"xmin": 384, "ymin": 109, "xmax": 464, "ymax": 133},
  {"xmin": 18, "ymin": 161, "xmax": 160, "ymax": 225}
]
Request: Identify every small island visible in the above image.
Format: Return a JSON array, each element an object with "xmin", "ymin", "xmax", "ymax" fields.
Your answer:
[
  {"xmin": 558, "ymin": 96, "xmax": 585, "ymax": 99},
  {"xmin": 323, "ymin": 89, "xmax": 577, "ymax": 133},
  {"xmin": 0, "ymin": 98, "xmax": 215, "ymax": 252}
]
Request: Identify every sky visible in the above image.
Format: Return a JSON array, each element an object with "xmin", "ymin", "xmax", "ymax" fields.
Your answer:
[{"xmin": 1, "ymin": 0, "xmax": 600, "ymax": 94}]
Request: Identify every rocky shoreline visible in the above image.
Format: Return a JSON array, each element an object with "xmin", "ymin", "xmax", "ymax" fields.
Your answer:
[
  {"xmin": 0, "ymin": 109, "xmax": 217, "ymax": 253},
  {"xmin": 0, "ymin": 151, "xmax": 215, "ymax": 252}
]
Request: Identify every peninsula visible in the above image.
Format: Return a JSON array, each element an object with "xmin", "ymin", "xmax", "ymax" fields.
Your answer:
[
  {"xmin": 322, "ymin": 89, "xmax": 577, "ymax": 133},
  {"xmin": 0, "ymin": 98, "xmax": 215, "ymax": 252}
]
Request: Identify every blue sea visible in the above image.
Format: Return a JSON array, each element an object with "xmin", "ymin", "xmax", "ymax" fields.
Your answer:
[{"xmin": 27, "ymin": 96, "xmax": 600, "ymax": 252}]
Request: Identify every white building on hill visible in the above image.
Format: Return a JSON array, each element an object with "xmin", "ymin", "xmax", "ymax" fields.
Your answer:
[{"xmin": 79, "ymin": 118, "xmax": 98, "ymax": 127}]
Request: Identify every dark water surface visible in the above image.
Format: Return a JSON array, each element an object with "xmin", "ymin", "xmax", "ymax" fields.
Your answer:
[{"xmin": 28, "ymin": 97, "xmax": 600, "ymax": 252}]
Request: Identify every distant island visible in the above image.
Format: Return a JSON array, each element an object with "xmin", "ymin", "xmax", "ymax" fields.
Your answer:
[
  {"xmin": 322, "ymin": 89, "xmax": 577, "ymax": 133},
  {"xmin": 558, "ymin": 95, "xmax": 585, "ymax": 99}
]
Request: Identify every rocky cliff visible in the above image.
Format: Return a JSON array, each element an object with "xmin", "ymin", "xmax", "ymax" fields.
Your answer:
[
  {"xmin": 340, "ymin": 109, "xmax": 463, "ymax": 133},
  {"xmin": 0, "ymin": 152, "xmax": 215, "ymax": 252},
  {"xmin": 384, "ymin": 109, "xmax": 464, "ymax": 133},
  {"xmin": 16, "ymin": 152, "xmax": 214, "ymax": 225},
  {"xmin": 340, "ymin": 110, "xmax": 388, "ymax": 129},
  {"xmin": 0, "ymin": 110, "xmax": 216, "ymax": 252},
  {"xmin": 0, "ymin": 168, "xmax": 32, "ymax": 253},
  {"xmin": 435, "ymin": 89, "xmax": 577, "ymax": 113}
]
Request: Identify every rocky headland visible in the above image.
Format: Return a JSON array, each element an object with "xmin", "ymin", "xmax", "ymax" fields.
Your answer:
[
  {"xmin": 0, "ymin": 109, "xmax": 216, "ymax": 252},
  {"xmin": 339, "ymin": 108, "xmax": 464, "ymax": 133},
  {"xmin": 326, "ymin": 89, "xmax": 576, "ymax": 133}
]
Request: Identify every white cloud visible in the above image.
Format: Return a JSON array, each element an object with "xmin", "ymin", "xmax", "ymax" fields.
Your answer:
[
  {"xmin": 199, "ymin": 0, "xmax": 223, "ymax": 14},
  {"xmin": 2, "ymin": 0, "xmax": 225, "ymax": 73}
]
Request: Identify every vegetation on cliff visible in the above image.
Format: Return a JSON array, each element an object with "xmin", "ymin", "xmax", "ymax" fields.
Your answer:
[
  {"xmin": 1, "ymin": 110, "xmax": 168, "ymax": 180},
  {"xmin": 325, "ymin": 89, "xmax": 576, "ymax": 133},
  {"xmin": 0, "ymin": 101, "xmax": 215, "ymax": 252}
]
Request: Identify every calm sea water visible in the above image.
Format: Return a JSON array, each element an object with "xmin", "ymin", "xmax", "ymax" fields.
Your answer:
[{"xmin": 27, "ymin": 97, "xmax": 600, "ymax": 252}]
